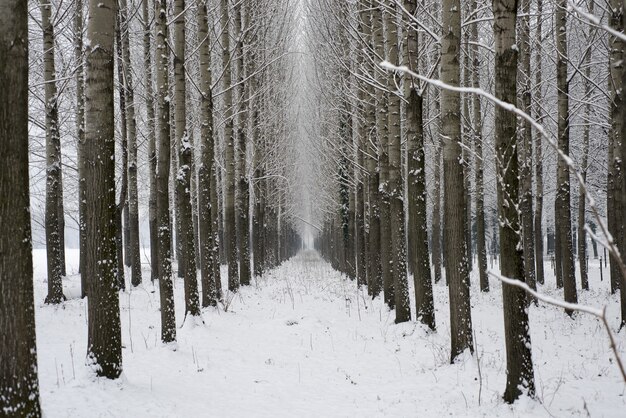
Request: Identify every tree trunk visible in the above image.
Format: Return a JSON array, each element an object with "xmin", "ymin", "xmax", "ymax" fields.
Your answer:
[
  {"xmin": 518, "ymin": 0, "xmax": 536, "ymax": 296},
  {"xmin": 555, "ymin": 0, "xmax": 578, "ymax": 312},
  {"xmin": 115, "ymin": 19, "xmax": 127, "ymax": 290},
  {"xmin": 609, "ymin": 0, "xmax": 624, "ymax": 295},
  {"xmin": 533, "ymin": 0, "xmax": 545, "ymax": 285},
  {"xmin": 493, "ymin": 0, "xmax": 535, "ymax": 402},
  {"xmin": 142, "ymin": 0, "xmax": 158, "ymax": 283},
  {"xmin": 235, "ymin": 2, "xmax": 252, "ymax": 286},
  {"xmin": 442, "ymin": 0, "xmax": 473, "ymax": 360},
  {"xmin": 432, "ymin": 137, "xmax": 442, "ymax": 284},
  {"xmin": 119, "ymin": 0, "xmax": 142, "ymax": 287},
  {"xmin": 155, "ymin": 0, "xmax": 176, "ymax": 342},
  {"xmin": 372, "ymin": 4, "xmax": 393, "ymax": 308},
  {"xmin": 0, "ymin": 0, "xmax": 42, "ymax": 411},
  {"xmin": 197, "ymin": 0, "xmax": 218, "ymax": 308},
  {"xmin": 173, "ymin": 0, "xmax": 200, "ymax": 317},
  {"xmin": 471, "ymin": 0, "xmax": 488, "ymax": 293},
  {"xmin": 579, "ymin": 0, "xmax": 594, "ymax": 292},
  {"xmin": 76, "ymin": 0, "xmax": 87, "ymax": 297},
  {"xmin": 221, "ymin": 0, "xmax": 239, "ymax": 292},
  {"xmin": 404, "ymin": 0, "xmax": 434, "ymax": 329},
  {"xmin": 84, "ymin": 0, "xmax": 122, "ymax": 378},
  {"xmin": 41, "ymin": 0, "xmax": 65, "ymax": 304}
]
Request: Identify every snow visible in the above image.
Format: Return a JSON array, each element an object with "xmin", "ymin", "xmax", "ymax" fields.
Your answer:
[{"xmin": 33, "ymin": 249, "xmax": 625, "ymax": 417}]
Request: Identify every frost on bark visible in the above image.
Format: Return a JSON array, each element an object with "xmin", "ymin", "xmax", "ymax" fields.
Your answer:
[
  {"xmin": 0, "ymin": 0, "xmax": 42, "ymax": 412},
  {"xmin": 41, "ymin": 0, "xmax": 66, "ymax": 305},
  {"xmin": 555, "ymin": 0, "xmax": 577, "ymax": 311},
  {"xmin": 441, "ymin": 0, "xmax": 473, "ymax": 360},
  {"xmin": 404, "ymin": 0, "xmax": 435, "ymax": 330},
  {"xmin": 84, "ymin": 0, "xmax": 122, "ymax": 378},
  {"xmin": 493, "ymin": 0, "xmax": 535, "ymax": 402},
  {"xmin": 174, "ymin": 0, "xmax": 200, "ymax": 317},
  {"xmin": 196, "ymin": 0, "xmax": 218, "ymax": 308},
  {"xmin": 155, "ymin": 0, "xmax": 177, "ymax": 342}
]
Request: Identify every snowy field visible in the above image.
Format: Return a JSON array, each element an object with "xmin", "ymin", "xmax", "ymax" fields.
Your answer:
[{"xmin": 33, "ymin": 249, "xmax": 625, "ymax": 417}]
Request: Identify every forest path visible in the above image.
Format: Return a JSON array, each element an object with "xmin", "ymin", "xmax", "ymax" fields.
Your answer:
[{"xmin": 32, "ymin": 249, "xmax": 625, "ymax": 417}]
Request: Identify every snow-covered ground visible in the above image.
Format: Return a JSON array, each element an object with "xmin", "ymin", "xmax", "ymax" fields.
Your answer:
[{"xmin": 33, "ymin": 249, "xmax": 625, "ymax": 417}]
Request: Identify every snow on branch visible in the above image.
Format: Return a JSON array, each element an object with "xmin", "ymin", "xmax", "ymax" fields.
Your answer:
[{"xmin": 489, "ymin": 270, "xmax": 626, "ymax": 384}]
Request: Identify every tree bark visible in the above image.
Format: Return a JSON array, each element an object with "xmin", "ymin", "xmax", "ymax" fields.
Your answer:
[
  {"xmin": 442, "ymin": 0, "xmax": 473, "ymax": 360},
  {"xmin": 555, "ymin": 0, "xmax": 578, "ymax": 311},
  {"xmin": 221, "ymin": 0, "xmax": 239, "ymax": 292},
  {"xmin": 196, "ymin": 0, "xmax": 218, "ymax": 308},
  {"xmin": 84, "ymin": 0, "xmax": 122, "ymax": 378},
  {"xmin": 0, "ymin": 0, "xmax": 42, "ymax": 411},
  {"xmin": 155, "ymin": 0, "xmax": 176, "ymax": 342},
  {"xmin": 533, "ymin": 0, "xmax": 545, "ymax": 285},
  {"xmin": 174, "ymin": 0, "xmax": 200, "ymax": 317},
  {"xmin": 518, "ymin": 0, "xmax": 536, "ymax": 296},
  {"xmin": 41, "ymin": 0, "xmax": 65, "ymax": 304},
  {"xmin": 235, "ymin": 1, "xmax": 252, "ymax": 286},
  {"xmin": 119, "ymin": 0, "xmax": 142, "ymax": 287},
  {"xmin": 404, "ymin": 0, "xmax": 434, "ymax": 329},
  {"xmin": 493, "ymin": 0, "xmax": 535, "ymax": 402},
  {"xmin": 76, "ymin": 0, "xmax": 87, "ymax": 297},
  {"xmin": 142, "ymin": 0, "xmax": 158, "ymax": 283}
]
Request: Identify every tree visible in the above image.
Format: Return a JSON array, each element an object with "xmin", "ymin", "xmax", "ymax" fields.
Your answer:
[
  {"xmin": 41, "ymin": 0, "xmax": 65, "ymax": 304},
  {"xmin": 533, "ymin": 0, "xmax": 545, "ymax": 286},
  {"xmin": 174, "ymin": 0, "xmax": 200, "ymax": 317},
  {"xmin": 493, "ymin": 0, "xmax": 535, "ymax": 402},
  {"xmin": 518, "ymin": 0, "xmax": 536, "ymax": 295},
  {"xmin": 75, "ymin": 0, "xmax": 87, "ymax": 297},
  {"xmin": 404, "ymin": 0, "xmax": 434, "ymax": 329},
  {"xmin": 471, "ymin": 0, "xmax": 488, "ymax": 293},
  {"xmin": 119, "ymin": 0, "xmax": 142, "ymax": 287},
  {"xmin": 441, "ymin": 0, "xmax": 473, "ymax": 360},
  {"xmin": 235, "ymin": 1, "xmax": 252, "ymax": 287},
  {"xmin": 373, "ymin": 3, "xmax": 394, "ymax": 308},
  {"xmin": 0, "ymin": 0, "xmax": 42, "ymax": 412},
  {"xmin": 155, "ymin": 0, "xmax": 176, "ymax": 343},
  {"xmin": 84, "ymin": 0, "xmax": 122, "ymax": 378},
  {"xmin": 222, "ymin": 0, "xmax": 239, "ymax": 292},
  {"xmin": 142, "ymin": 0, "xmax": 158, "ymax": 283},
  {"xmin": 197, "ymin": 0, "xmax": 218, "ymax": 307},
  {"xmin": 555, "ymin": 0, "xmax": 578, "ymax": 311}
]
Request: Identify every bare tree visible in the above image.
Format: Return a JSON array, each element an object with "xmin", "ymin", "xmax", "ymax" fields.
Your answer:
[
  {"xmin": 493, "ymin": 0, "xmax": 535, "ymax": 402},
  {"xmin": 155, "ymin": 0, "xmax": 176, "ymax": 342},
  {"xmin": 441, "ymin": 0, "xmax": 473, "ymax": 360},
  {"xmin": 41, "ymin": 0, "xmax": 65, "ymax": 304},
  {"xmin": 0, "ymin": 0, "xmax": 42, "ymax": 412},
  {"xmin": 84, "ymin": 0, "xmax": 122, "ymax": 378}
]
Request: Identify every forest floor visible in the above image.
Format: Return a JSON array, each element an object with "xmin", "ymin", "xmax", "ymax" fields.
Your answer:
[{"xmin": 33, "ymin": 249, "xmax": 625, "ymax": 417}]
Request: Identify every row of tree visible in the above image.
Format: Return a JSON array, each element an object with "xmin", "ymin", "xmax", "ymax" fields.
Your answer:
[
  {"xmin": 307, "ymin": 0, "xmax": 626, "ymax": 404},
  {"xmin": 2, "ymin": 0, "xmax": 305, "ymax": 414}
]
